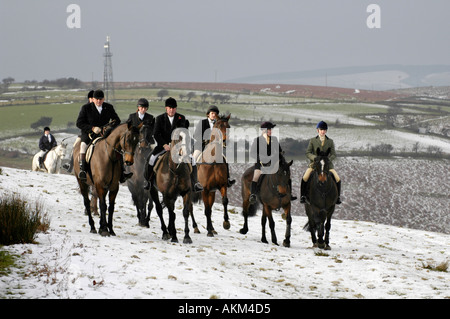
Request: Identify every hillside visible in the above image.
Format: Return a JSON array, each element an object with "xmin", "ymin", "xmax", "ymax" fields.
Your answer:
[{"xmin": 0, "ymin": 167, "xmax": 448, "ymax": 299}]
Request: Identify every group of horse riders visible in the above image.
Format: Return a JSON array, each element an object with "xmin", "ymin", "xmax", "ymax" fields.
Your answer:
[{"xmin": 49, "ymin": 89, "xmax": 342, "ymax": 205}]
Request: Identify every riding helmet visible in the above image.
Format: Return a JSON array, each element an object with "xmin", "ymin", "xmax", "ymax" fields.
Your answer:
[
  {"xmin": 165, "ymin": 97, "xmax": 177, "ymax": 108},
  {"xmin": 207, "ymin": 105, "xmax": 219, "ymax": 115},
  {"xmin": 316, "ymin": 121, "xmax": 328, "ymax": 130},
  {"xmin": 137, "ymin": 98, "xmax": 149, "ymax": 108},
  {"xmin": 260, "ymin": 121, "xmax": 276, "ymax": 129}
]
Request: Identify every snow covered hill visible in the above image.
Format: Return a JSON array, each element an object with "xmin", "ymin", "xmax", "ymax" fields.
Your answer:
[{"xmin": 0, "ymin": 167, "xmax": 448, "ymax": 299}]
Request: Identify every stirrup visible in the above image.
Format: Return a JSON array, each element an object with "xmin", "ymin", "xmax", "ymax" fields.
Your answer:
[
  {"xmin": 193, "ymin": 182, "xmax": 203, "ymax": 192},
  {"xmin": 79, "ymin": 170, "xmax": 87, "ymax": 181},
  {"xmin": 300, "ymin": 196, "xmax": 307, "ymax": 204},
  {"xmin": 227, "ymin": 179, "xmax": 236, "ymax": 187},
  {"xmin": 336, "ymin": 197, "xmax": 342, "ymax": 205},
  {"xmin": 290, "ymin": 194, "xmax": 298, "ymax": 201}
]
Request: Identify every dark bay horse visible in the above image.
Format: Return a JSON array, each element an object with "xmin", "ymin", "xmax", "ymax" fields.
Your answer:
[
  {"xmin": 149, "ymin": 130, "xmax": 193, "ymax": 244},
  {"xmin": 303, "ymin": 148, "xmax": 338, "ymax": 250},
  {"xmin": 126, "ymin": 124, "xmax": 155, "ymax": 227},
  {"xmin": 197, "ymin": 114, "xmax": 231, "ymax": 237},
  {"xmin": 240, "ymin": 156, "xmax": 293, "ymax": 247},
  {"xmin": 73, "ymin": 122, "xmax": 141, "ymax": 236}
]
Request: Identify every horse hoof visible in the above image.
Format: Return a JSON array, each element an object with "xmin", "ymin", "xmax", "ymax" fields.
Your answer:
[
  {"xmin": 223, "ymin": 221, "xmax": 230, "ymax": 230},
  {"xmin": 261, "ymin": 238, "xmax": 268, "ymax": 244},
  {"xmin": 239, "ymin": 228, "xmax": 248, "ymax": 235},
  {"xmin": 90, "ymin": 229, "xmax": 97, "ymax": 234},
  {"xmin": 194, "ymin": 227, "xmax": 200, "ymax": 234},
  {"xmin": 162, "ymin": 233, "xmax": 171, "ymax": 240},
  {"xmin": 283, "ymin": 240, "xmax": 290, "ymax": 248},
  {"xmin": 100, "ymin": 230, "xmax": 110, "ymax": 237},
  {"xmin": 207, "ymin": 232, "xmax": 214, "ymax": 238},
  {"xmin": 312, "ymin": 243, "xmax": 318, "ymax": 248},
  {"xmin": 324, "ymin": 245, "xmax": 331, "ymax": 250},
  {"xmin": 183, "ymin": 237, "xmax": 193, "ymax": 244},
  {"xmin": 109, "ymin": 231, "xmax": 116, "ymax": 236},
  {"xmin": 171, "ymin": 237, "xmax": 179, "ymax": 243},
  {"xmin": 318, "ymin": 243, "xmax": 326, "ymax": 249}
]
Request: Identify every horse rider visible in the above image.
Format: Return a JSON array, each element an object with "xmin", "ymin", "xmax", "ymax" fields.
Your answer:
[
  {"xmin": 300, "ymin": 121, "xmax": 342, "ymax": 204},
  {"xmin": 193, "ymin": 105, "xmax": 235, "ymax": 187},
  {"xmin": 249, "ymin": 121, "xmax": 297, "ymax": 204},
  {"xmin": 127, "ymin": 97, "xmax": 155, "ymax": 134},
  {"xmin": 76, "ymin": 89, "xmax": 132, "ymax": 183},
  {"xmin": 38, "ymin": 126, "xmax": 57, "ymax": 169},
  {"xmin": 144, "ymin": 97, "xmax": 203, "ymax": 192}
]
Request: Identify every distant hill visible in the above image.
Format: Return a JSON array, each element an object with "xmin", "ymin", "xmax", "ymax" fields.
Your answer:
[{"xmin": 226, "ymin": 64, "xmax": 450, "ymax": 90}]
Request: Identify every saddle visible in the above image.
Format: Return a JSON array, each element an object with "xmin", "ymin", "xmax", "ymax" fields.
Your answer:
[
  {"xmin": 153, "ymin": 152, "xmax": 193, "ymax": 174},
  {"xmin": 85, "ymin": 137, "xmax": 102, "ymax": 163}
]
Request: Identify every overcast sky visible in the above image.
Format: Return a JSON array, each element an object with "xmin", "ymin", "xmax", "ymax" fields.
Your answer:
[{"xmin": 1, "ymin": 0, "xmax": 450, "ymax": 83}]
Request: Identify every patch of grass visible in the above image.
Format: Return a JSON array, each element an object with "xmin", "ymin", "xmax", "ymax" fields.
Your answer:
[
  {"xmin": 0, "ymin": 193, "xmax": 50, "ymax": 245},
  {"xmin": 0, "ymin": 249, "xmax": 17, "ymax": 275},
  {"xmin": 421, "ymin": 261, "xmax": 448, "ymax": 272}
]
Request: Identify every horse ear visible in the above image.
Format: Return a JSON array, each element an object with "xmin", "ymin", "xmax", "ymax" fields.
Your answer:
[
  {"xmin": 288, "ymin": 160, "xmax": 293, "ymax": 166},
  {"xmin": 226, "ymin": 113, "xmax": 231, "ymax": 120}
]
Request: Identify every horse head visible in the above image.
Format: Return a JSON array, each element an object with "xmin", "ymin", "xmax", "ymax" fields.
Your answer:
[
  {"xmin": 121, "ymin": 122, "xmax": 142, "ymax": 166},
  {"xmin": 314, "ymin": 147, "xmax": 331, "ymax": 183},
  {"xmin": 57, "ymin": 142, "xmax": 67, "ymax": 157},
  {"xmin": 139, "ymin": 124, "xmax": 155, "ymax": 149},
  {"xmin": 210, "ymin": 113, "xmax": 231, "ymax": 145},
  {"xmin": 170, "ymin": 129, "xmax": 191, "ymax": 166}
]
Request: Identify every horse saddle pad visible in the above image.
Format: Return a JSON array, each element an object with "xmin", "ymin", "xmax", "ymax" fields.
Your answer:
[
  {"xmin": 86, "ymin": 137, "xmax": 102, "ymax": 163},
  {"xmin": 153, "ymin": 152, "xmax": 193, "ymax": 174}
]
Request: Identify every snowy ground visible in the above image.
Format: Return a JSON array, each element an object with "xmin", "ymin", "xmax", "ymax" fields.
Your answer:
[{"xmin": 0, "ymin": 167, "xmax": 448, "ymax": 299}]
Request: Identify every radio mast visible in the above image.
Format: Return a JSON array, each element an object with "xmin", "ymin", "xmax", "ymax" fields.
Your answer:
[{"xmin": 103, "ymin": 36, "xmax": 115, "ymax": 103}]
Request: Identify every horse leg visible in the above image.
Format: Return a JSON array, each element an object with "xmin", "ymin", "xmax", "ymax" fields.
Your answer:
[
  {"xmin": 261, "ymin": 205, "xmax": 269, "ymax": 244},
  {"xmin": 107, "ymin": 189, "xmax": 118, "ymax": 236},
  {"xmin": 202, "ymin": 190, "xmax": 215, "ymax": 237},
  {"xmin": 189, "ymin": 199, "xmax": 199, "ymax": 233},
  {"xmin": 220, "ymin": 186, "xmax": 230, "ymax": 230},
  {"xmin": 151, "ymin": 188, "xmax": 169, "ymax": 240},
  {"xmin": 166, "ymin": 198, "xmax": 178, "ymax": 243},
  {"xmin": 324, "ymin": 207, "xmax": 334, "ymax": 250},
  {"xmin": 182, "ymin": 193, "xmax": 192, "ymax": 244},
  {"xmin": 283, "ymin": 205, "xmax": 292, "ymax": 248},
  {"xmin": 239, "ymin": 190, "xmax": 250, "ymax": 235},
  {"xmin": 145, "ymin": 196, "xmax": 152, "ymax": 228},
  {"xmin": 267, "ymin": 208, "xmax": 278, "ymax": 246},
  {"xmin": 96, "ymin": 188, "xmax": 110, "ymax": 237},
  {"xmin": 80, "ymin": 181, "xmax": 96, "ymax": 234}
]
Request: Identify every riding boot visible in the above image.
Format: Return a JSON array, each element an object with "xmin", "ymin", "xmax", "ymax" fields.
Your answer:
[
  {"xmin": 38, "ymin": 157, "xmax": 44, "ymax": 169},
  {"xmin": 226, "ymin": 163, "xmax": 236, "ymax": 187},
  {"xmin": 191, "ymin": 165, "xmax": 203, "ymax": 192},
  {"xmin": 336, "ymin": 181, "xmax": 342, "ymax": 205},
  {"xmin": 289, "ymin": 179, "xmax": 297, "ymax": 201},
  {"xmin": 300, "ymin": 179, "xmax": 307, "ymax": 203},
  {"xmin": 143, "ymin": 163, "xmax": 154, "ymax": 190},
  {"xmin": 78, "ymin": 154, "xmax": 87, "ymax": 181},
  {"xmin": 249, "ymin": 181, "xmax": 258, "ymax": 204}
]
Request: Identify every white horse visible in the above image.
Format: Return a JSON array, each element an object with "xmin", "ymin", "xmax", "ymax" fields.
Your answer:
[{"xmin": 32, "ymin": 143, "xmax": 67, "ymax": 174}]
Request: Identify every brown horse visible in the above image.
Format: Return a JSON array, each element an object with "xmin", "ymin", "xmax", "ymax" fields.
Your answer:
[
  {"xmin": 303, "ymin": 148, "xmax": 338, "ymax": 250},
  {"xmin": 149, "ymin": 130, "xmax": 193, "ymax": 243},
  {"xmin": 197, "ymin": 114, "xmax": 231, "ymax": 237},
  {"xmin": 240, "ymin": 156, "xmax": 293, "ymax": 247},
  {"xmin": 73, "ymin": 122, "xmax": 141, "ymax": 236}
]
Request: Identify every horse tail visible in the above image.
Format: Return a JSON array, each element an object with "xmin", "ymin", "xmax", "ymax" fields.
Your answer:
[{"xmin": 303, "ymin": 221, "xmax": 311, "ymax": 232}]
